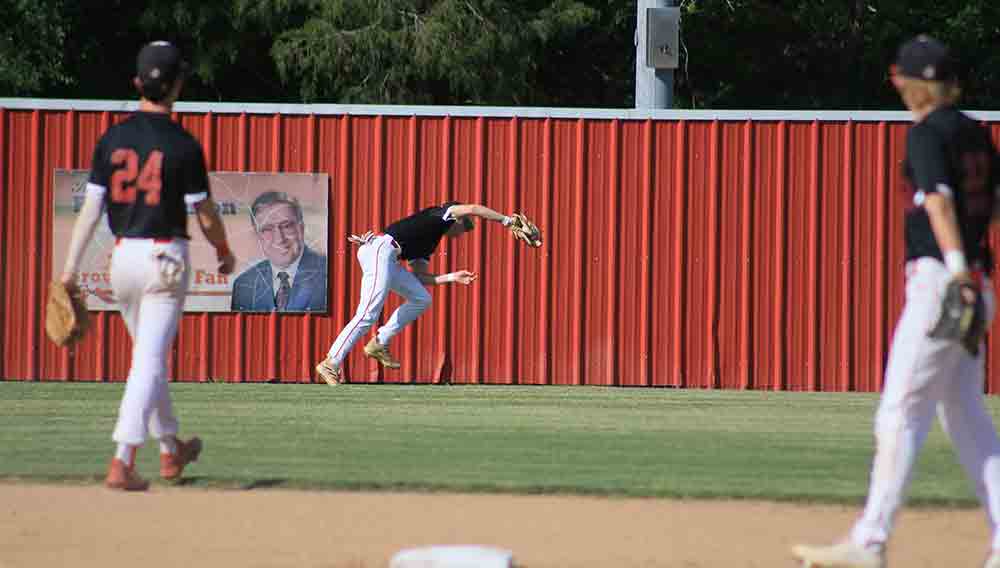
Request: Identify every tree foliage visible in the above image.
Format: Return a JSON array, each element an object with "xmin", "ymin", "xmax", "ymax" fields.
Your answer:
[
  {"xmin": 676, "ymin": 0, "xmax": 1000, "ymax": 109},
  {"xmin": 270, "ymin": 0, "xmax": 597, "ymax": 104},
  {"xmin": 1, "ymin": 0, "xmax": 999, "ymax": 109},
  {"xmin": 0, "ymin": 0, "xmax": 72, "ymax": 94}
]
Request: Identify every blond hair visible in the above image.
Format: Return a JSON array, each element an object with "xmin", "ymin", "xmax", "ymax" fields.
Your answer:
[{"xmin": 895, "ymin": 75, "xmax": 962, "ymax": 110}]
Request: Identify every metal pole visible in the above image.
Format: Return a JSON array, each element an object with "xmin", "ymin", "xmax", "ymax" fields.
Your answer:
[{"xmin": 635, "ymin": 0, "xmax": 674, "ymax": 109}]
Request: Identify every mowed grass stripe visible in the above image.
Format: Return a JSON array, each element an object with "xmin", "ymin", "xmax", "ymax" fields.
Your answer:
[{"xmin": 0, "ymin": 383, "xmax": 991, "ymax": 505}]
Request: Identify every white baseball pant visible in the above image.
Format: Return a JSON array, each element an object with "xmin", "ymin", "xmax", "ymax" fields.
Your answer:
[
  {"xmin": 110, "ymin": 238, "xmax": 189, "ymax": 446},
  {"xmin": 327, "ymin": 234, "xmax": 431, "ymax": 366},
  {"xmin": 850, "ymin": 257, "xmax": 1000, "ymax": 549}
]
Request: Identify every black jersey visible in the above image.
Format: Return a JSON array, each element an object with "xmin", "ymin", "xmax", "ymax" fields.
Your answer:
[
  {"xmin": 902, "ymin": 106, "xmax": 1000, "ymax": 269},
  {"xmin": 384, "ymin": 202, "xmax": 459, "ymax": 261},
  {"xmin": 88, "ymin": 111, "xmax": 210, "ymax": 239}
]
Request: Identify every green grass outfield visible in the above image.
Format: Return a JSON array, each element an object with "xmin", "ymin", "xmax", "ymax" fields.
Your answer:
[{"xmin": 0, "ymin": 382, "xmax": 994, "ymax": 506}]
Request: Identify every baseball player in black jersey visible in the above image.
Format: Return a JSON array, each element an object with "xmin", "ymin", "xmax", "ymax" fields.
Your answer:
[
  {"xmin": 794, "ymin": 35, "xmax": 1000, "ymax": 568},
  {"xmin": 59, "ymin": 41, "xmax": 236, "ymax": 491},
  {"xmin": 315, "ymin": 202, "xmax": 522, "ymax": 384}
]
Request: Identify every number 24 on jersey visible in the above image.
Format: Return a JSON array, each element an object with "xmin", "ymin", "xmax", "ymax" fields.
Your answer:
[{"xmin": 110, "ymin": 149, "xmax": 163, "ymax": 206}]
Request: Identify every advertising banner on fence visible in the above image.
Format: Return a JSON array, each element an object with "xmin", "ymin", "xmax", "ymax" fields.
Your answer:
[{"xmin": 52, "ymin": 170, "xmax": 329, "ymax": 313}]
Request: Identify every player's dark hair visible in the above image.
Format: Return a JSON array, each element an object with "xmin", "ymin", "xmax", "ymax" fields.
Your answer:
[
  {"xmin": 250, "ymin": 191, "xmax": 304, "ymax": 230},
  {"xmin": 139, "ymin": 82, "xmax": 177, "ymax": 104},
  {"xmin": 441, "ymin": 200, "xmax": 473, "ymax": 231}
]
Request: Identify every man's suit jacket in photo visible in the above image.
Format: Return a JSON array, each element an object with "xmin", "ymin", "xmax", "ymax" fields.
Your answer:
[{"xmin": 230, "ymin": 246, "xmax": 328, "ymax": 312}]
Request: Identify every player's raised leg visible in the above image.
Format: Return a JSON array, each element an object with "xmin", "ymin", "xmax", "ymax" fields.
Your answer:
[
  {"xmin": 317, "ymin": 236, "xmax": 398, "ymax": 384},
  {"xmin": 366, "ymin": 261, "xmax": 431, "ymax": 369}
]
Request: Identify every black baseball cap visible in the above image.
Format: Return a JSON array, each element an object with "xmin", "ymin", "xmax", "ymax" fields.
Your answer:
[
  {"xmin": 892, "ymin": 34, "xmax": 956, "ymax": 82},
  {"xmin": 136, "ymin": 41, "xmax": 189, "ymax": 101}
]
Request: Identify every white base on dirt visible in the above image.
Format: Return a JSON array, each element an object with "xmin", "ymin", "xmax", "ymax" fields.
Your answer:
[{"xmin": 389, "ymin": 545, "xmax": 514, "ymax": 568}]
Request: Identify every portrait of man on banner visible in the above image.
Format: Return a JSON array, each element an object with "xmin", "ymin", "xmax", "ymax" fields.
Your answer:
[{"xmin": 230, "ymin": 191, "xmax": 328, "ymax": 312}]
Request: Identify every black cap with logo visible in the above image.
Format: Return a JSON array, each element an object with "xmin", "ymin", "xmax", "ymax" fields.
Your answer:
[
  {"xmin": 892, "ymin": 34, "xmax": 956, "ymax": 82},
  {"xmin": 136, "ymin": 41, "xmax": 189, "ymax": 101}
]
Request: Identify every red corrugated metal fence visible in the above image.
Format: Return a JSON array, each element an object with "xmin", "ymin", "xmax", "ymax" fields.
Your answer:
[{"xmin": 3, "ymin": 102, "xmax": 1000, "ymax": 392}]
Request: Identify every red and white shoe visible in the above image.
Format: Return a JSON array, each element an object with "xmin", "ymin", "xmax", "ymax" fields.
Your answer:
[
  {"xmin": 160, "ymin": 436, "xmax": 202, "ymax": 481},
  {"xmin": 105, "ymin": 458, "xmax": 149, "ymax": 491}
]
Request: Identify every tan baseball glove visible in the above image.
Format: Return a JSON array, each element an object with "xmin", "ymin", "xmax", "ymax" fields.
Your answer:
[
  {"xmin": 508, "ymin": 213, "xmax": 542, "ymax": 247},
  {"xmin": 45, "ymin": 280, "xmax": 90, "ymax": 347}
]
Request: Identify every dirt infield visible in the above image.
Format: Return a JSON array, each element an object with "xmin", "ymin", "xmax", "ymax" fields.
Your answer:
[{"xmin": 0, "ymin": 483, "xmax": 991, "ymax": 567}]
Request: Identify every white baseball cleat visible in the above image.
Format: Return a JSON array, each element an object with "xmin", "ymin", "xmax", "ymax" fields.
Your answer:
[
  {"xmin": 791, "ymin": 540, "xmax": 885, "ymax": 568},
  {"xmin": 315, "ymin": 358, "xmax": 345, "ymax": 386},
  {"xmin": 364, "ymin": 337, "xmax": 401, "ymax": 368},
  {"xmin": 984, "ymin": 550, "xmax": 1000, "ymax": 568}
]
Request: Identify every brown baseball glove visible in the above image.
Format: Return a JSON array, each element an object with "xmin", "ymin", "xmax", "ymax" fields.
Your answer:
[
  {"xmin": 508, "ymin": 213, "xmax": 542, "ymax": 247},
  {"xmin": 45, "ymin": 280, "xmax": 90, "ymax": 347}
]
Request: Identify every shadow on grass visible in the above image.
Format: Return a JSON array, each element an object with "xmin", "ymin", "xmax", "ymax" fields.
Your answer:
[
  {"xmin": 164, "ymin": 475, "xmax": 204, "ymax": 487},
  {"xmin": 150, "ymin": 476, "xmax": 289, "ymax": 490},
  {"xmin": 239, "ymin": 478, "xmax": 287, "ymax": 490},
  {"xmin": 0, "ymin": 474, "xmax": 984, "ymax": 509}
]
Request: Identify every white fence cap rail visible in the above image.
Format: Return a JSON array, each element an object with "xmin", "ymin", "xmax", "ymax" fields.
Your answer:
[{"xmin": 2, "ymin": 98, "xmax": 1000, "ymax": 122}]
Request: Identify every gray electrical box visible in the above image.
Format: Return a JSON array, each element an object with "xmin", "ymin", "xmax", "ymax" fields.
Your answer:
[{"xmin": 646, "ymin": 7, "xmax": 680, "ymax": 69}]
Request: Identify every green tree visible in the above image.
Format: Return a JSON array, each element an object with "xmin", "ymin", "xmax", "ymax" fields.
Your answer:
[
  {"xmin": 271, "ymin": 0, "xmax": 598, "ymax": 104},
  {"xmin": 534, "ymin": 0, "xmax": 637, "ymax": 107},
  {"xmin": 3, "ymin": 0, "xmax": 1000, "ymax": 109},
  {"xmin": 0, "ymin": 0, "xmax": 72, "ymax": 95},
  {"xmin": 675, "ymin": 0, "xmax": 1000, "ymax": 109},
  {"xmin": 134, "ymin": 0, "xmax": 311, "ymax": 102},
  {"xmin": 2, "ymin": 0, "xmax": 302, "ymax": 102}
]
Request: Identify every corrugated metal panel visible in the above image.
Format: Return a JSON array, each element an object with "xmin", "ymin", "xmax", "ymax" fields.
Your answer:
[
  {"xmin": 989, "ymin": 123, "xmax": 1000, "ymax": 394},
  {"xmin": 716, "ymin": 120, "xmax": 753, "ymax": 390},
  {"xmin": 0, "ymin": 108, "xmax": 6, "ymax": 381},
  {"xmin": 4, "ymin": 110, "xmax": 40, "ymax": 380},
  {"xmin": 617, "ymin": 120, "xmax": 653, "ymax": 387},
  {"xmin": 5, "ymin": 102, "xmax": 1000, "ymax": 392}
]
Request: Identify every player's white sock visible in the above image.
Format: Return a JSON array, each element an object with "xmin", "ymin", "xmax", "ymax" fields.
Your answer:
[
  {"xmin": 159, "ymin": 436, "xmax": 177, "ymax": 455},
  {"xmin": 115, "ymin": 444, "xmax": 137, "ymax": 466}
]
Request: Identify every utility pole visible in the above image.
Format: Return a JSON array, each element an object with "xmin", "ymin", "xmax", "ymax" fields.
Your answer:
[{"xmin": 635, "ymin": 0, "xmax": 679, "ymax": 109}]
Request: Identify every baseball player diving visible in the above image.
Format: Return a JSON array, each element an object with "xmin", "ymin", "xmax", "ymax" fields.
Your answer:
[
  {"xmin": 59, "ymin": 41, "xmax": 236, "ymax": 490},
  {"xmin": 793, "ymin": 35, "xmax": 1000, "ymax": 568},
  {"xmin": 315, "ymin": 202, "xmax": 540, "ymax": 385}
]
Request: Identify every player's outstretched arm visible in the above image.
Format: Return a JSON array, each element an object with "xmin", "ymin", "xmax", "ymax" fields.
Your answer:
[
  {"xmin": 60, "ymin": 192, "xmax": 106, "ymax": 287},
  {"xmin": 448, "ymin": 203, "xmax": 543, "ymax": 247},
  {"xmin": 194, "ymin": 198, "xmax": 236, "ymax": 275},
  {"xmin": 409, "ymin": 259, "xmax": 477, "ymax": 286},
  {"xmin": 446, "ymin": 204, "xmax": 512, "ymax": 225}
]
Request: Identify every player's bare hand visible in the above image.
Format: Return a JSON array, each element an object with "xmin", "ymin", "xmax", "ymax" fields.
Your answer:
[
  {"xmin": 59, "ymin": 272, "xmax": 78, "ymax": 290},
  {"xmin": 452, "ymin": 270, "xmax": 477, "ymax": 285},
  {"xmin": 218, "ymin": 252, "xmax": 236, "ymax": 275}
]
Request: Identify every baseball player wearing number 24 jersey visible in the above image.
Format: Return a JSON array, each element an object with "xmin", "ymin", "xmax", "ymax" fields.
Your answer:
[
  {"xmin": 793, "ymin": 35, "xmax": 1000, "ymax": 568},
  {"xmin": 59, "ymin": 41, "xmax": 237, "ymax": 491}
]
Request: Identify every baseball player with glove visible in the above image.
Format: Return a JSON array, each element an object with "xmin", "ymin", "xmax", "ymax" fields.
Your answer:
[
  {"xmin": 45, "ymin": 280, "xmax": 90, "ymax": 347},
  {"xmin": 58, "ymin": 41, "xmax": 236, "ymax": 490},
  {"xmin": 315, "ymin": 202, "xmax": 541, "ymax": 384},
  {"xmin": 793, "ymin": 35, "xmax": 1000, "ymax": 568}
]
